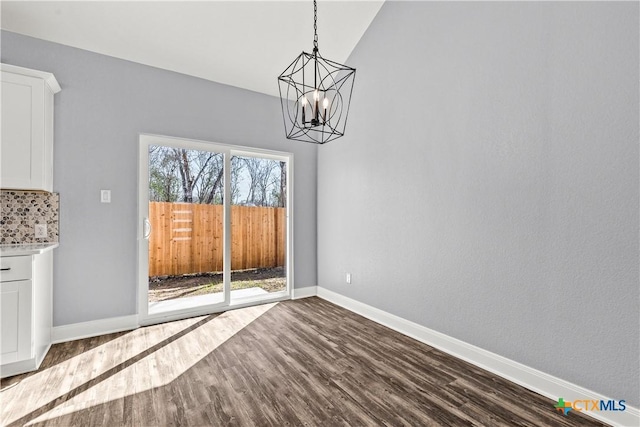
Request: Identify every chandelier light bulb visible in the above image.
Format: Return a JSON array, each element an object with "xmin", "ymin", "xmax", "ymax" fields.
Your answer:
[
  {"xmin": 313, "ymin": 89, "xmax": 320, "ymax": 123},
  {"xmin": 322, "ymin": 97, "xmax": 329, "ymax": 123},
  {"xmin": 301, "ymin": 95, "xmax": 307, "ymax": 123}
]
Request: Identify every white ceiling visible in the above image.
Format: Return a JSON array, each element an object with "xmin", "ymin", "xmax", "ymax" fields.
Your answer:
[{"xmin": 1, "ymin": 1, "xmax": 384, "ymax": 97}]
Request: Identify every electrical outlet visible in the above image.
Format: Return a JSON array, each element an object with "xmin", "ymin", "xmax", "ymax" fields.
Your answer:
[
  {"xmin": 101, "ymin": 189, "xmax": 111, "ymax": 203},
  {"xmin": 35, "ymin": 224, "xmax": 47, "ymax": 238},
  {"xmin": 346, "ymin": 273, "xmax": 351, "ymax": 284}
]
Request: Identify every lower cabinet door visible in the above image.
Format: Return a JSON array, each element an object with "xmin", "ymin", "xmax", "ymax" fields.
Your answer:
[{"xmin": 1, "ymin": 279, "xmax": 32, "ymax": 364}]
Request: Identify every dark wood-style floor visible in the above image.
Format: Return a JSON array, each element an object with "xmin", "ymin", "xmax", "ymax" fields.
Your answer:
[{"xmin": 1, "ymin": 297, "xmax": 607, "ymax": 426}]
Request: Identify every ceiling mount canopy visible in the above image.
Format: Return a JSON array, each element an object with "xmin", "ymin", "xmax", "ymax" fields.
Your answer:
[{"xmin": 277, "ymin": 0, "xmax": 356, "ymax": 144}]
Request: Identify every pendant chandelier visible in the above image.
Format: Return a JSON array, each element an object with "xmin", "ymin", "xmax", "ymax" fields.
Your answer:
[{"xmin": 277, "ymin": 0, "xmax": 356, "ymax": 144}]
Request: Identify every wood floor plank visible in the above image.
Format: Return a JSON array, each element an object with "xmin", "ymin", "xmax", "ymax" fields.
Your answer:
[{"xmin": 1, "ymin": 297, "xmax": 609, "ymax": 426}]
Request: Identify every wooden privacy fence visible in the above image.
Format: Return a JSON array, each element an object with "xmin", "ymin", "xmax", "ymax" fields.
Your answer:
[{"xmin": 148, "ymin": 202, "xmax": 285, "ymax": 277}]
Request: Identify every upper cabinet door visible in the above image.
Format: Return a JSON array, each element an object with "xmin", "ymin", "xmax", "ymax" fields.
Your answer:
[{"xmin": 1, "ymin": 65, "xmax": 60, "ymax": 192}]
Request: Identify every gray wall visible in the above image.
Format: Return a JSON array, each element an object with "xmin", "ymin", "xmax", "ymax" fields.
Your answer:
[
  {"xmin": 1, "ymin": 31, "xmax": 317, "ymax": 326},
  {"xmin": 318, "ymin": 2, "xmax": 639, "ymax": 406}
]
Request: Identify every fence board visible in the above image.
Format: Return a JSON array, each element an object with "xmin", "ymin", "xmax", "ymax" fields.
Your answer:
[{"xmin": 148, "ymin": 202, "xmax": 286, "ymax": 277}]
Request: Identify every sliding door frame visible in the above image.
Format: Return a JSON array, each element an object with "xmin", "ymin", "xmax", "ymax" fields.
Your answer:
[{"xmin": 137, "ymin": 133, "xmax": 294, "ymax": 326}]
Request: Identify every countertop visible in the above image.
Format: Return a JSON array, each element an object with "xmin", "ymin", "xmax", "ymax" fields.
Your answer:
[{"xmin": 0, "ymin": 243, "xmax": 59, "ymax": 256}]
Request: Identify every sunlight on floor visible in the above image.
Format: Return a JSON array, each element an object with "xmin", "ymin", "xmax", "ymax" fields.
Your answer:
[
  {"xmin": 148, "ymin": 286, "xmax": 268, "ymax": 314},
  {"xmin": 1, "ymin": 302, "xmax": 277, "ymax": 426}
]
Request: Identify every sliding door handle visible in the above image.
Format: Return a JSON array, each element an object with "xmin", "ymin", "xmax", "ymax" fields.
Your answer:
[{"xmin": 143, "ymin": 218, "xmax": 152, "ymax": 239}]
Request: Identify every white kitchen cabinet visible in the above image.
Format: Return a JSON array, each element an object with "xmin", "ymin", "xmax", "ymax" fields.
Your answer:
[
  {"xmin": 0, "ymin": 250, "xmax": 53, "ymax": 377},
  {"xmin": 1, "ymin": 279, "xmax": 32, "ymax": 363},
  {"xmin": 1, "ymin": 64, "xmax": 61, "ymax": 192}
]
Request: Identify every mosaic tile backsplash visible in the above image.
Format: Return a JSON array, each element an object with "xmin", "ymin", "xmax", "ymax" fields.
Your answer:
[{"xmin": 1, "ymin": 191, "xmax": 59, "ymax": 244}]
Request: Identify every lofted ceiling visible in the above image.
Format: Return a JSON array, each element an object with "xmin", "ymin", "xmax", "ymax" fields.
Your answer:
[{"xmin": 0, "ymin": 1, "xmax": 384, "ymax": 97}]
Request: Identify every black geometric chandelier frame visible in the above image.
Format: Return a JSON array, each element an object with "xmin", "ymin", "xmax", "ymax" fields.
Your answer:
[{"xmin": 277, "ymin": 0, "xmax": 356, "ymax": 144}]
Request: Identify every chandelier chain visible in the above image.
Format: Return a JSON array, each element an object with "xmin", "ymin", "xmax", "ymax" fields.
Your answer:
[{"xmin": 313, "ymin": 0, "xmax": 318, "ymax": 51}]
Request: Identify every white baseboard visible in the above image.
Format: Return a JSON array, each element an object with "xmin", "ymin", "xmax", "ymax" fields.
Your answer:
[
  {"xmin": 1, "ymin": 357, "xmax": 38, "ymax": 379},
  {"xmin": 52, "ymin": 315, "xmax": 139, "ymax": 344},
  {"xmin": 1, "ymin": 342, "xmax": 52, "ymax": 378},
  {"xmin": 316, "ymin": 287, "xmax": 639, "ymax": 427},
  {"xmin": 292, "ymin": 285, "xmax": 317, "ymax": 300}
]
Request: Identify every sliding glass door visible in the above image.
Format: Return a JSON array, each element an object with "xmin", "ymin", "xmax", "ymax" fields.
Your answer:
[
  {"xmin": 138, "ymin": 135, "xmax": 292, "ymax": 325},
  {"xmin": 230, "ymin": 154, "xmax": 288, "ymax": 303}
]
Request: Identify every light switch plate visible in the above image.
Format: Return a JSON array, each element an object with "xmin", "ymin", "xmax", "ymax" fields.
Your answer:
[{"xmin": 101, "ymin": 190, "xmax": 111, "ymax": 203}]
